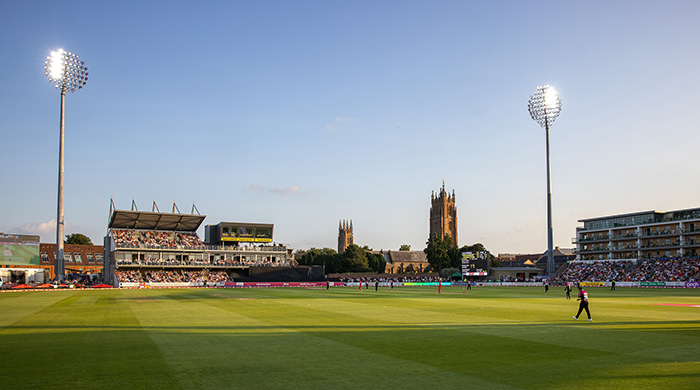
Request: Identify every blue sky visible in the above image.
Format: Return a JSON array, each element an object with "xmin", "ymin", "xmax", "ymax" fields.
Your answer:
[{"xmin": 2, "ymin": 1, "xmax": 699, "ymax": 254}]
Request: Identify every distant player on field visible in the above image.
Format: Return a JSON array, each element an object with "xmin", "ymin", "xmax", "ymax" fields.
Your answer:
[
  {"xmin": 565, "ymin": 282, "xmax": 572, "ymax": 300},
  {"xmin": 573, "ymin": 287, "xmax": 592, "ymax": 321}
]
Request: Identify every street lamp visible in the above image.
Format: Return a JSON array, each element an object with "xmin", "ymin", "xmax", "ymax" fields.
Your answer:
[
  {"xmin": 528, "ymin": 85, "xmax": 562, "ymax": 276},
  {"xmin": 44, "ymin": 49, "xmax": 88, "ymax": 282}
]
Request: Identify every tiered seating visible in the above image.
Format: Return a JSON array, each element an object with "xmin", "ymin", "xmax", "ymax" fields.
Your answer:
[
  {"xmin": 552, "ymin": 261, "xmax": 633, "ymax": 282},
  {"xmin": 625, "ymin": 257, "xmax": 700, "ymax": 282}
]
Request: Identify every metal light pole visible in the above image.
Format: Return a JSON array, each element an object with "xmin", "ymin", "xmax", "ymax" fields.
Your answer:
[
  {"xmin": 528, "ymin": 85, "xmax": 562, "ymax": 276},
  {"xmin": 44, "ymin": 49, "xmax": 88, "ymax": 282}
]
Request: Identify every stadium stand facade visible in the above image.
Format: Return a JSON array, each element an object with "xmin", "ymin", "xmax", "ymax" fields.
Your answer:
[
  {"xmin": 574, "ymin": 207, "xmax": 700, "ymax": 260},
  {"xmin": 104, "ymin": 207, "xmax": 293, "ymax": 287}
]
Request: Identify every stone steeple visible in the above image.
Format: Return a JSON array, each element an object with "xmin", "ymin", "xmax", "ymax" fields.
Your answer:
[
  {"xmin": 338, "ymin": 219, "xmax": 354, "ymax": 253},
  {"xmin": 430, "ymin": 182, "xmax": 458, "ymax": 247}
]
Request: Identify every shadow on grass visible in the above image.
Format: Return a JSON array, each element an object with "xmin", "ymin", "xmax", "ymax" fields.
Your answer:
[{"xmin": 2, "ymin": 319, "xmax": 698, "ymax": 333}]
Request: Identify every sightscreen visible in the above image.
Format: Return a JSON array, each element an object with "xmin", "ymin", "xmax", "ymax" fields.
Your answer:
[{"xmin": 0, "ymin": 233, "xmax": 40, "ymax": 266}]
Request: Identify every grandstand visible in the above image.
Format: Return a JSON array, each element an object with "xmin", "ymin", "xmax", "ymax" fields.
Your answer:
[
  {"xmin": 550, "ymin": 207, "xmax": 700, "ymax": 286},
  {"xmin": 550, "ymin": 257, "xmax": 700, "ymax": 284},
  {"xmin": 104, "ymin": 205, "xmax": 293, "ymax": 287},
  {"xmin": 574, "ymin": 207, "xmax": 700, "ymax": 260}
]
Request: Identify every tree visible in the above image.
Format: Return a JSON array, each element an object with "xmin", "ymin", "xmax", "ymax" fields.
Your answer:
[
  {"xmin": 65, "ymin": 233, "xmax": 93, "ymax": 245},
  {"xmin": 297, "ymin": 248, "xmax": 339, "ymax": 274},
  {"xmin": 458, "ymin": 242, "xmax": 497, "ymax": 269},
  {"xmin": 399, "ymin": 244, "xmax": 411, "ymax": 251},
  {"xmin": 448, "ymin": 245, "xmax": 462, "ymax": 269},
  {"xmin": 460, "ymin": 243, "xmax": 495, "ymax": 265},
  {"xmin": 342, "ymin": 244, "xmax": 370, "ymax": 272},
  {"xmin": 424, "ymin": 234, "xmax": 454, "ymax": 272},
  {"xmin": 367, "ymin": 252, "xmax": 386, "ymax": 273},
  {"xmin": 296, "ymin": 245, "xmax": 385, "ymax": 274},
  {"xmin": 440, "ymin": 267, "xmax": 460, "ymax": 279}
]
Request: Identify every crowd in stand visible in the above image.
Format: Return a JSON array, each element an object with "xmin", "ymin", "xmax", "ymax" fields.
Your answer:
[
  {"xmin": 498, "ymin": 275, "xmax": 539, "ymax": 282},
  {"xmin": 180, "ymin": 233, "xmax": 203, "ymax": 247},
  {"xmin": 113, "ymin": 229, "xmax": 139, "ymax": 247},
  {"xmin": 553, "ymin": 258, "xmax": 700, "ymax": 282},
  {"xmin": 110, "ymin": 256, "xmax": 699, "ymax": 285},
  {"xmin": 143, "ymin": 270, "xmax": 184, "ymax": 283},
  {"xmin": 552, "ymin": 260, "xmax": 633, "ymax": 283},
  {"xmin": 142, "ymin": 231, "xmax": 177, "ymax": 248},
  {"xmin": 117, "ymin": 270, "xmax": 144, "ymax": 283},
  {"xmin": 182, "ymin": 270, "xmax": 229, "ymax": 283},
  {"xmin": 625, "ymin": 257, "xmax": 700, "ymax": 282},
  {"xmin": 116, "ymin": 257, "xmax": 289, "ymax": 267},
  {"xmin": 115, "ymin": 270, "xmax": 232, "ymax": 284},
  {"xmin": 112, "ymin": 229, "xmax": 205, "ymax": 249},
  {"xmin": 345, "ymin": 276, "xmax": 443, "ymax": 284}
]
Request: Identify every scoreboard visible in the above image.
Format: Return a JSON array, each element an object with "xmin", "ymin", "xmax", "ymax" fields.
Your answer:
[
  {"xmin": 461, "ymin": 251, "xmax": 488, "ymax": 276},
  {"xmin": 0, "ymin": 233, "xmax": 40, "ymax": 266}
]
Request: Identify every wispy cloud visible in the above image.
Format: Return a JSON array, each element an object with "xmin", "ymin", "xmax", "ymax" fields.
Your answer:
[
  {"xmin": 325, "ymin": 116, "xmax": 357, "ymax": 132},
  {"xmin": 250, "ymin": 184, "xmax": 302, "ymax": 196},
  {"xmin": 10, "ymin": 220, "xmax": 77, "ymax": 243}
]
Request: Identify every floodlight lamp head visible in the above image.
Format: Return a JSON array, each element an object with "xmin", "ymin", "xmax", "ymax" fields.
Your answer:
[
  {"xmin": 528, "ymin": 85, "xmax": 562, "ymax": 128},
  {"xmin": 44, "ymin": 48, "xmax": 88, "ymax": 93}
]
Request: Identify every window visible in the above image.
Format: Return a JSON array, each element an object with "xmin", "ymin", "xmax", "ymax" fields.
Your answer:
[
  {"xmin": 95, "ymin": 254, "xmax": 103, "ymax": 264},
  {"xmin": 74, "ymin": 253, "xmax": 83, "ymax": 263},
  {"xmin": 64, "ymin": 253, "xmax": 73, "ymax": 263},
  {"xmin": 86, "ymin": 253, "xmax": 94, "ymax": 263},
  {"xmin": 41, "ymin": 252, "xmax": 49, "ymax": 263}
]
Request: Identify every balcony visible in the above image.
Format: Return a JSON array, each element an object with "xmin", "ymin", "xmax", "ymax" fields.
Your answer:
[
  {"xmin": 609, "ymin": 234, "xmax": 639, "ymax": 241},
  {"xmin": 639, "ymin": 231, "xmax": 680, "ymax": 238},
  {"xmin": 576, "ymin": 247, "xmax": 609, "ymax": 254},
  {"xmin": 609, "ymin": 245, "xmax": 639, "ymax": 252},
  {"xmin": 575, "ymin": 236, "xmax": 609, "ymax": 244},
  {"xmin": 639, "ymin": 242, "xmax": 681, "ymax": 250}
]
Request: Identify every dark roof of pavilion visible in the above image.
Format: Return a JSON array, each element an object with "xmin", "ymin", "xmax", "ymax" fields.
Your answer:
[
  {"xmin": 386, "ymin": 250, "xmax": 428, "ymax": 264},
  {"xmin": 108, "ymin": 209, "xmax": 205, "ymax": 232}
]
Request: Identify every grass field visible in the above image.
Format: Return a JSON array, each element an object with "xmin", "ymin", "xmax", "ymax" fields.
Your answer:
[{"xmin": 0, "ymin": 286, "xmax": 698, "ymax": 389}]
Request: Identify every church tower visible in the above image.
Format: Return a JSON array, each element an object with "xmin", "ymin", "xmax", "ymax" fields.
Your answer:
[
  {"xmin": 430, "ymin": 182, "xmax": 458, "ymax": 247},
  {"xmin": 338, "ymin": 219, "xmax": 354, "ymax": 253}
]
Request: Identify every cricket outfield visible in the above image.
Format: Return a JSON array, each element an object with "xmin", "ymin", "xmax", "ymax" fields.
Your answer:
[{"xmin": 0, "ymin": 286, "xmax": 698, "ymax": 389}]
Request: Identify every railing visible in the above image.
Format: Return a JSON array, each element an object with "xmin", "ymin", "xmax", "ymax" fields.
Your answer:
[
  {"xmin": 114, "ymin": 243, "xmax": 288, "ymax": 252},
  {"xmin": 116, "ymin": 259, "xmax": 291, "ymax": 268}
]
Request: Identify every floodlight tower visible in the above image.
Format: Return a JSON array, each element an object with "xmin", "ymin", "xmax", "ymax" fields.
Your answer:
[
  {"xmin": 528, "ymin": 85, "xmax": 562, "ymax": 276},
  {"xmin": 44, "ymin": 49, "xmax": 88, "ymax": 282}
]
